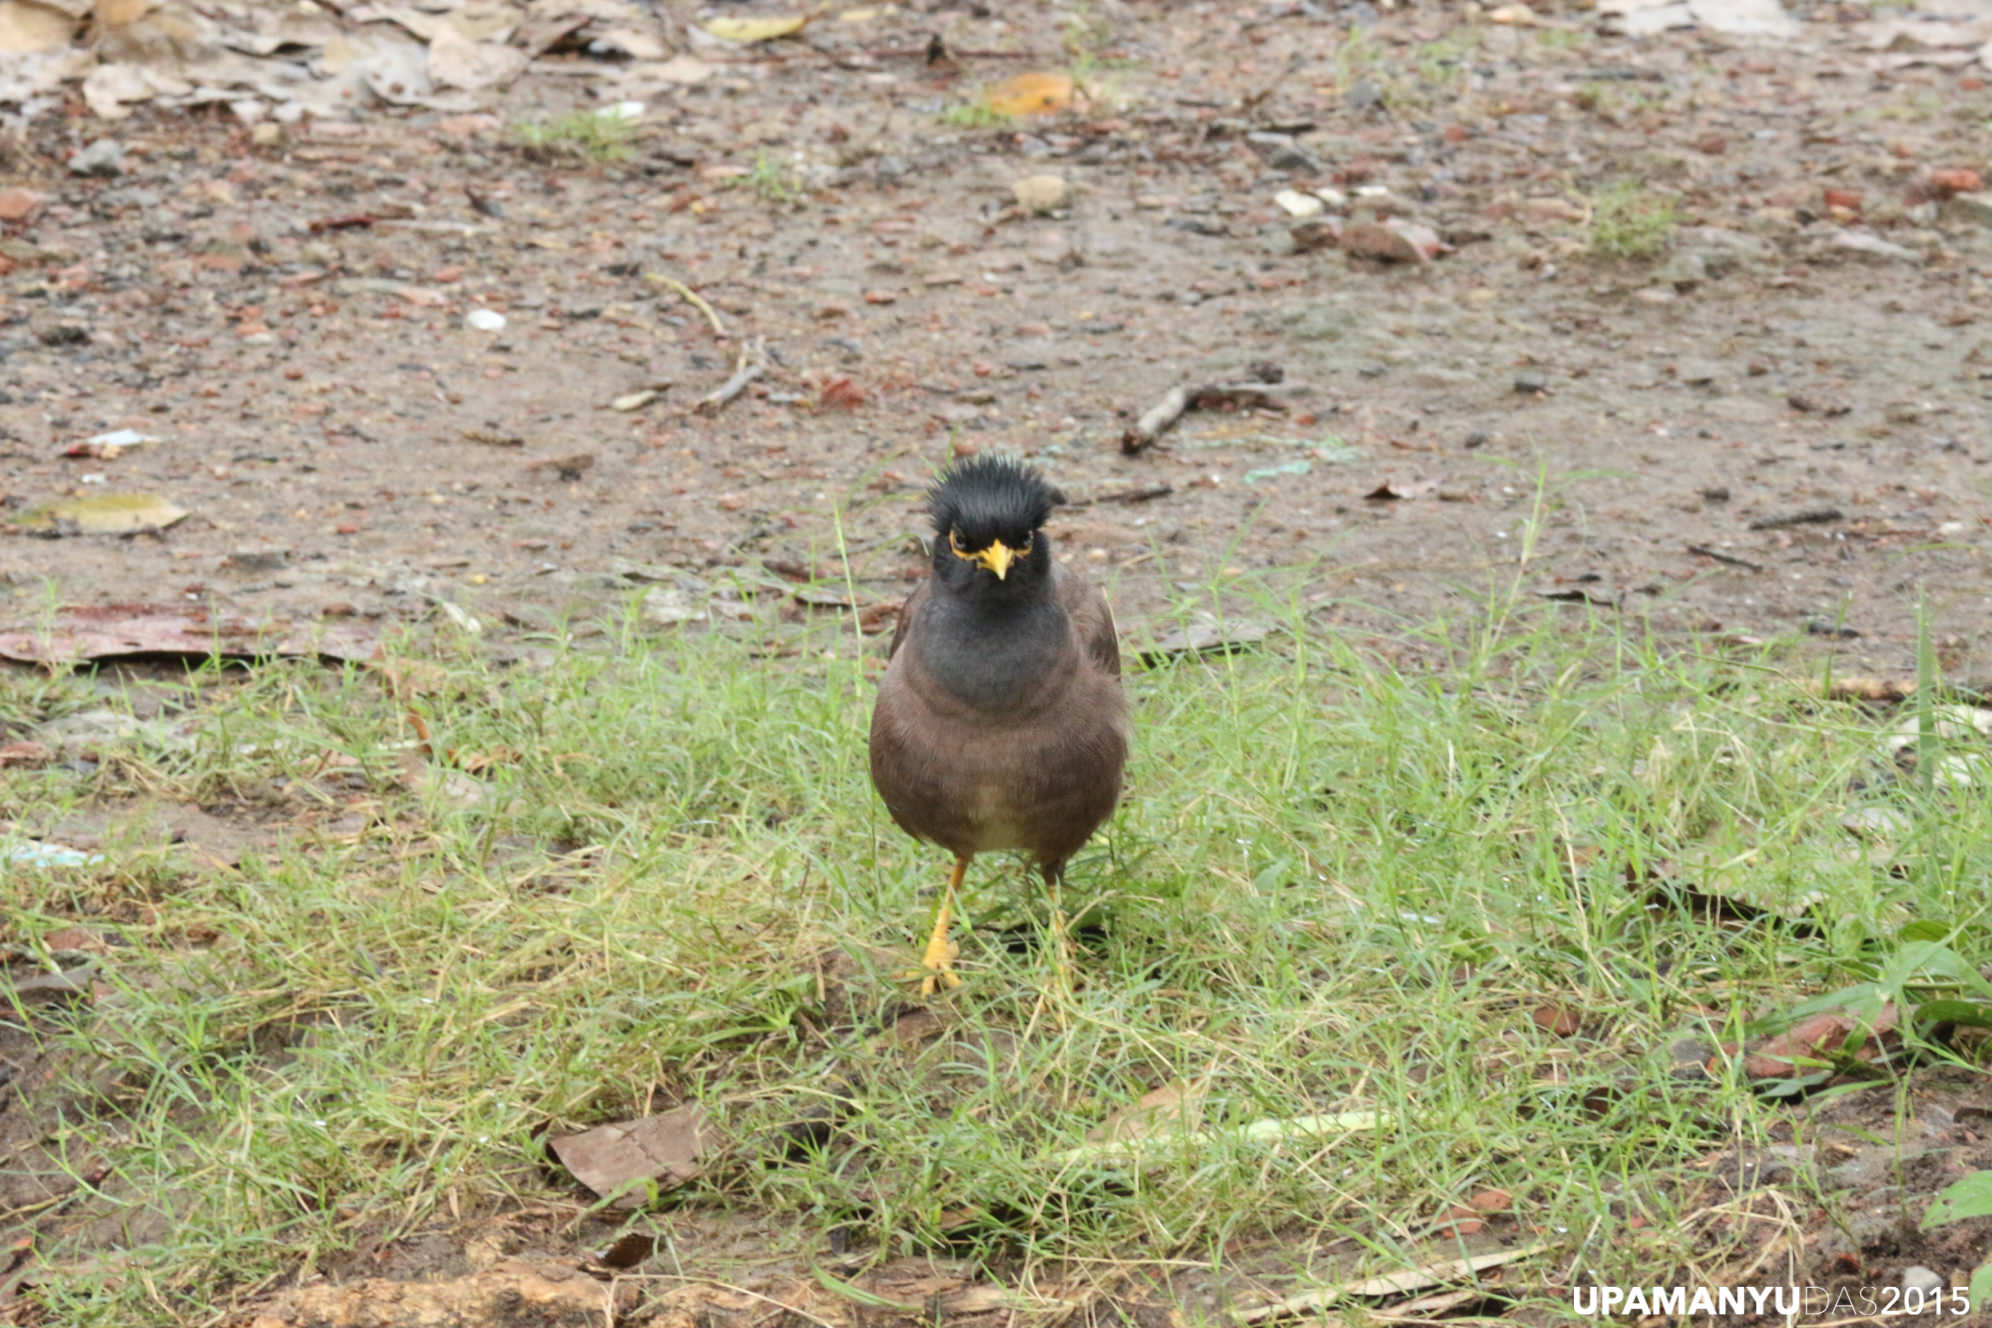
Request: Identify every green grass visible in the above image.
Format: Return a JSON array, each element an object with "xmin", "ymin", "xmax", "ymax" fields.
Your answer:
[
  {"xmin": 512, "ymin": 108, "xmax": 637, "ymax": 163},
  {"xmin": 1588, "ymin": 179, "xmax": 1677, "ymax": 258},
  {"xmin": 938, "ymin": 102, "xmax": 1013, "ymax": 130},
  {"xmin": 5, "ymin": 588, "xmax": 1991, "ymax": 1324},
  {"xmin": 733, "ymin": 148, "xmax": 806, "ymax": 206}
]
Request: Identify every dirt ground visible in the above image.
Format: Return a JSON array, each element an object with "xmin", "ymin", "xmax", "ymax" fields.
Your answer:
[
  {"xmin": 7, "ymin": 0, "xmax": 1992, "ymax": 1322},
  {"xmin": 4, "ymin": 0, "xmax": 1992, "ymax": 675}
]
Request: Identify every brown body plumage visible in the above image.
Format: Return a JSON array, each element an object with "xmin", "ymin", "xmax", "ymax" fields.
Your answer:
[{"xmin": 868, "ymin": 457, "xmax": 1129, "ymax": 991}]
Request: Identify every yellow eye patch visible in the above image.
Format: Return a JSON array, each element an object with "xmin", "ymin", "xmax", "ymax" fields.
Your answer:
[{"xmin": 948, "ymin": 530, "xmax": 1032, "ymax": 579}]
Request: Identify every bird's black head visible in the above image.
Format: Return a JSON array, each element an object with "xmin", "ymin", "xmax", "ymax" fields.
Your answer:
[{"xmin": 927, "ymin": 455, "xmax": 1058, "ymax": 600}]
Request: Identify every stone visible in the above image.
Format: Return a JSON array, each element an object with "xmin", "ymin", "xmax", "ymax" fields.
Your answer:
[
  {"xmin": 1829, "ymin": 228, "xmax": 1922, "ymax": 263},
  {"xmin": 0, "ymin": 187, "xmax": 48, "ymax": 222},
  {"xmin": 1246, "ymin": 132, "xmax": 1321, "ymax": 174},
  {"xmin": 1950, "ymin": 192, "xmax": 1992, "ymax": 228},
  {"xmin": 1900, "ymin": 1266, "xmax": 1944, "ymax": 1300},
  {"xmin": 68, "ymin": 140, "xmax": 125, "ymax": 178},
  {"xmin": 1011, "ymin": 174, "xmax": 1067, "ymax": 214},
  {"xmin": 1274, "ymin": 189, "xmax": 1322, "ymax": 218}
]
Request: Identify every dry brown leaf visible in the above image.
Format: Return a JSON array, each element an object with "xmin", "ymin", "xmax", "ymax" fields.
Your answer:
[
  {"xmin": 0, "ymin": 0, "xmax": 77, "ymax": 54},
  {"xmin": 1088, "ymin": 1079, "xmax": 1208, "ymax": 1143},
  {"xmin": 0, "ymin": 740, "xmax": 54, "ymax": 767},
  {"xmin": 983, "ymin": 71, "xmax": 1077, "ymax": 117},
  {"xmin": 549, "ymin": 1104, "xmax": 717, "ymax": 1207},
  {"xmin": 1530, "ymin": 1002, "xmax": 1582, "ymax": 1037},
  {"xmin": 0, "ymin": 605, "xmax": 377, "ymax": 667},
  {"xmin": 1740, "ymin": 1004, "xmax": 1899, "ymax": 1079},
  {"xmin": 93, "ymin": 0, "xmax": 146, "ymax": 25},
  {"xmin": 1231, "ymin": 1242, "xmax": 1549, "ymax": 1323}
]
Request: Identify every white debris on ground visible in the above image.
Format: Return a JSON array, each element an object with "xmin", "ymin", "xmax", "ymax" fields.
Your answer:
[{"xmin": 0, "ymin": 0, "xmax": 676, "ymax": 123}]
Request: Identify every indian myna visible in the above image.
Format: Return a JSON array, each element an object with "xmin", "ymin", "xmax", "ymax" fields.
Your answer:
[{"xmin": 868, "ymin": 456, "xmax": 1129, "ymax": 993}]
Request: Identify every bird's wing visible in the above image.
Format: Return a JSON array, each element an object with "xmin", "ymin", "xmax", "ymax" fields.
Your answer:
[
  {"xmin": 1057, "ymin": 564, "xmax": 1122, "ymax": 677},
  {"xmin": 886, "ymin": 579, "xmax": 930, "ymax": 660}
]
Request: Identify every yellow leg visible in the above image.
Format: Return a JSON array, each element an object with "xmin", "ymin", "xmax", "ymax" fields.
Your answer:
[
  {"xmin": 909, "ymin": 856, "xmax": 967, "ymax": 994},
  {"xmin": 1046, "ymin": 867, "xmax": 1076, "ymax": 1002}
]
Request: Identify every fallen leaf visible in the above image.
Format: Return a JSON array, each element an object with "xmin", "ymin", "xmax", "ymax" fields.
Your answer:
[
  {"xmin": 0, "ymin": 740, "xmax": 54, "ymax": 767},
  {"xmin": 13, "ymin": 491, "xmax": 187, "ymax": 534},
  {"xmin": 1530, "ymin": 1003, "xmax": 1582, "ymax": 1037},
  {"xmin": 1230, "ymin": 1243, "xmax": 1549, "ymax": 1322},
  {"xmin": 93, "ymin": 0, "xmax": 147, "ymax": 27},
  {"xmin": 1430, "ymin": 1208, "xmax": 1484, "ymax": 1236},
  {"xmin": 1137, "ymin": 620, "xmax": 1274, "ymax": 666},
  {"xmin": 983, "ymin": 71, "xmax": 1077, "ymax": 117},
  {"xmin": 549, "ymin": 1103, "xmax": 717, "ymax": 1207},
  {"xmin": 702, "ymin": 13, "xmax": 812, "ymax": 43},
  {"xmin": 41, "ymin": 924, "xmax": 110, "ymax": 952},
  {"xmin": 652, "ymin": 54, "xmax": 716, "ymax": 85},
  {"xmin": 1089, "ymin": 1079, "xmax": 1208, "ymax": 1144},
  {"xmin": 817, "ymin": 376, "xmax": 867, "ymax": 410},
  {"xmin": 0, "ymin": 604, "xmax": 377, "ymax": 667},
  {"xmin": 1364, "ymin": 478, "xmax": 1439, "ymax": 501},
  {"xmin": 593, "ymin": 1231, "xmax": 657, "ymax": 1269},
  {"xmin": 1052, "ymin": 1109, "xmax": 1385, "ymax": 1168},
  {"xmin": 63, "ymin": 427, "xmax": 156, "ymax": 459},
  {"xmin": 1741, "ymin": 1005, "xmax": 1899, "ymax": 1079},
  {"xmin": 426, "ymin": 26, "xmax": 529, "ymax": 91},
  {"xmin": 0, "ymin": 0, "xmax": 77, "ymax": 54}
]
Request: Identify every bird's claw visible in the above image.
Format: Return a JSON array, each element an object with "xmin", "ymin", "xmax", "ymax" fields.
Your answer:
[
  {"xmin": 919, "ymin": 967, "xmax": 964, "ymax": 995},
  {"xmin": 902, "ymin": 934, "xmax": 962, "ymax": 995}
]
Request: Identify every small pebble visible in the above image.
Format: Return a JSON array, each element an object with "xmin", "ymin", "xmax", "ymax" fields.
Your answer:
[
  {"xmin": 1900, "ymin": 1266, "xmax": 1943, "ymax": 1300},
  {"xmin": 69, "ymin": 139, "xmax": 125, "ymax": 178}
]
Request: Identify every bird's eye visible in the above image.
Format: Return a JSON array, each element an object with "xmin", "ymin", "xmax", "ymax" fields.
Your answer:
[
  {"xmin": 948, "ymin": 530, "xmax": 968, "ymax": 555},
  {"xmin": 1016, "ymin": 533, "xmax": 1034, "ymax": 555}
]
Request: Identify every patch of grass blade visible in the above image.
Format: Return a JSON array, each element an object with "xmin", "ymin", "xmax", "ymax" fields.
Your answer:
[
  {"xmin": 5, "ymin": 594, "xmax": 1991, "ymax": 1324},
  {"xmin": 1589, "ymin": 178, "xmax": 1677, "ymax": 258},
  {"xmin": 939, "ymin": 102, "xmax": 1012, "ymax": 130},
  {"xmin": 513, "ymin": 108, "xmax": 636, "ymax": 163}
]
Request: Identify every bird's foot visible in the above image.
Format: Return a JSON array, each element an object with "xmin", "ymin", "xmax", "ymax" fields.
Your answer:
[
  {"xmin": 903, "ymin": 856, "xmax": 968, "ymax": 995},
  {"xmin": 901, "ymin": 933, "xmax": 963, "ymax": 995}
]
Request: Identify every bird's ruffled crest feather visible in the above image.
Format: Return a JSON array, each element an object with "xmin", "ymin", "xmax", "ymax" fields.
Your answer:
[{"xmin": 927, "ymin": 456, "xmax": 1058, "ymax": 544}]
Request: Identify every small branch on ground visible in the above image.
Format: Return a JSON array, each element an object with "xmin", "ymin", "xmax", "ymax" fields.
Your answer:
[
  {"xmin": 1065, "ymin": 484, "xmax": 1175, "ymax": 509},
  {"xmin": 1121, "ymin": 380, "xmax": 1299, "ymax": 455},
  {"xmin": 1686, "ymin": 544, "xmax": 1763, "ymax": 572},
  {"xmin": 696, "ymin": 337, "xmax": 766, "ymax": 415},
  {"xmin": 649, "ymin": 274, "xmax": 726, "ymax": 341},
  {"xmin": 1121, "ymin": 385, "xmax": 1191, "ymax": 455},
  {"xmin": 1748, "ymin": 506, "xmax": 1842, "ymax": 532},
  {"xmin": 1818, "ymin": 678, "xmax": 1992, "ymax": 704}
]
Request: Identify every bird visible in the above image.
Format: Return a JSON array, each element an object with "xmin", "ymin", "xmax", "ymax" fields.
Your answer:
[{"xmin": 868, "ymin": 455, "xmax": 1129, "ymax": 995}]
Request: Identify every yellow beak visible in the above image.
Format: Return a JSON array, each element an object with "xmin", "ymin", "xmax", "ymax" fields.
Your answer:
[{"xmin": 968, "ymin": 540, "xmax": 1018, "ymax": 580}]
